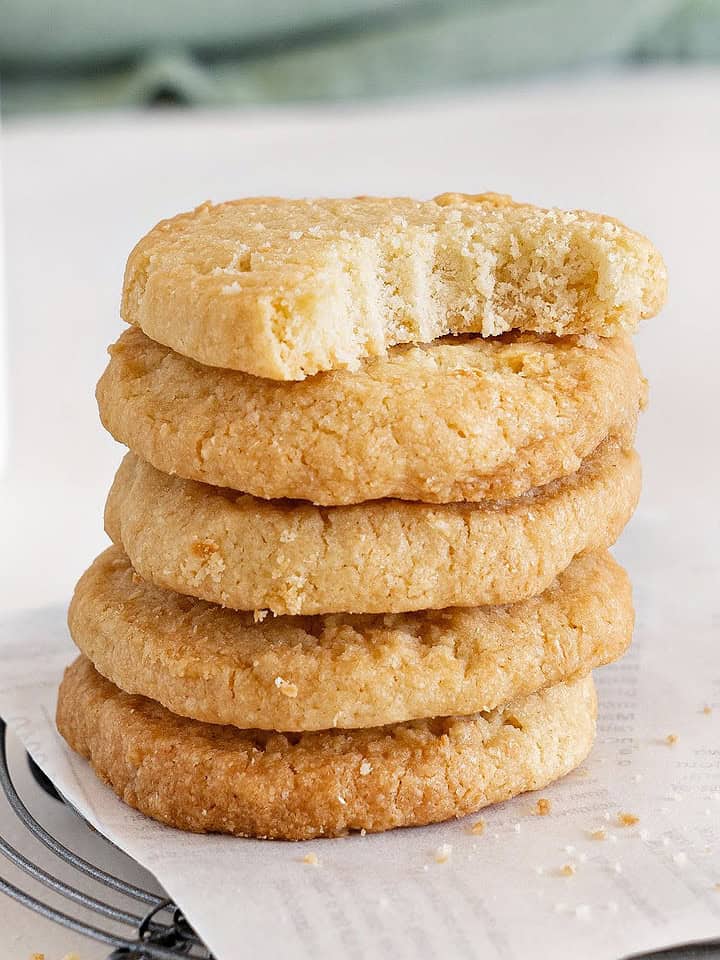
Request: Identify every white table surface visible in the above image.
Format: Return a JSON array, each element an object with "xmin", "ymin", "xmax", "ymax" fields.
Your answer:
[{"xmin": 1, "ymin": 65, "xmax": 719, "ymax": 958}]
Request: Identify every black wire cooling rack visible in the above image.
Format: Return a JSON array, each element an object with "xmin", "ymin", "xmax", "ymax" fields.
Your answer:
[{"xmin": 0, "ymin": 717, "xmax": 214, "ymax": 959}]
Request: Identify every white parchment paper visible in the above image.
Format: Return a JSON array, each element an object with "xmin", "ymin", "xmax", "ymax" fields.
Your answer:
[{"xmin": 1, "ymin": 320, "xmax": 719, "ymax": 959}]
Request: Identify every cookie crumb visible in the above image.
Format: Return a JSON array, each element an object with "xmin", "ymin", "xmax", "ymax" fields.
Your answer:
[
  {"xmin": 470, "ymin": 819, "xmax": 486, "ymax": 836},
  {"xmin": 434, "ymin": 843, "xmax": 453, "ymax": 863},
  {"xmin": 618, "ymin": 812, "xmax": 639, "ymax": 827},
  {"xmin": 360, "ymin": 828, "xmax": 367, "ymax": 836},
  {"xmin": 714, "ymin": 882, "xmax": 720, "ymax": 891},
  {"xmin": 302, "ymin": 852, "xmax": 319, "ymax": 866},
  {"xmin": 559, "ymin": 863, "xmax": 576, "ymax": 877},
  {"xmin": 274, "ymin": 676, "xmax": 298, "ymax": 698},
  {"xmin": 666, "ymin": 733, "xmax": 678, "ymax": 746},
  {"xmin": 359, "ymin": 760, "xmax": 373, "ymax": 776},
  {"xmin": 536, "ymin": 798, "xmax": 551, "ymax": 816},
  {"xmin": 190, "ymin": 538, "xmax": 219, "ymax": 559},
  {"xmin": 703, "ymin": 706, "xmax": 712, "ymax": 715},
  {"xmin": 589, "ymin": 828, "xmax": 606, "ymax": 841}
]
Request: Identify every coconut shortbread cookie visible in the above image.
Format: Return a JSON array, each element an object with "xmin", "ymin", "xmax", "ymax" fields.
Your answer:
[
  {"xmin": 70, "ymin": 547, "xmax": 630, "ymax": 732},
  {"xmin": 105, "ymin": 440, "xmax": 640, "ymax": 615},
  {"xmin": 98, "ymin": 327, "xmax": 644, "ymax": 505},
  {"xmin": 57, "ymin": 657, "xmax": 596, "ymax": 840},
  {"xmin": 122, "ymin": 194, "xmax": 666, "ymax": 380}
]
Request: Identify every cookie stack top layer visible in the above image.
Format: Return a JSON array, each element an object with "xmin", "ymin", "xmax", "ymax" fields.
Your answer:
[{"xmin": 122, "ymin": 193, "xmax": 667, "ymax": 379}]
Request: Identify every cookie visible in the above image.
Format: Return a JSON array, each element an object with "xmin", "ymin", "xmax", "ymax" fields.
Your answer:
[
  {"xmin": 57, "ymin": 657, "xmax": 597, "ymax": 839},
  {"xmin": 70, "ymin": 547, "xmax": 630, "ymax": 732},
  {"xmin": 97, "ymin": 327, "xmax": 644, "ymax": 505},
  {"xmin": 122, "ymin": 194, "xmax": 666, "ymax": 379},
  {"xmin": 105, "ymin": 440, "xmax": 640, "ymax": 615}
]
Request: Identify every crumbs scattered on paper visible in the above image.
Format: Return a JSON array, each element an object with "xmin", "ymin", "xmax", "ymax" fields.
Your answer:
[
  {"xmin": 536, "ymin": 798, "xmax": 552, "ymax": 816},
  {"xmin": 302, "ymin": 852, "xmax": 319, "ymax": 866},
  {"xmin": 618, "ymin": 812, "xmax": 640, "ymax": 827},
  {"xmin": 434, "ymin": 844, "xmax": 453, "ymax": 863}
]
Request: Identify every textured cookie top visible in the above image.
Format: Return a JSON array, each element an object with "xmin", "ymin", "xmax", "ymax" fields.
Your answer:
[
  {"xmin": 105, "ymin": 440, "xmax": 640, "ymax": 615},
  {"xmin": 98, "ymin": 327, "xmax": 644, "ymax": 504},
  {"xmin": 122, "ymin": 194, "xmax": 667, "ymax": 379},
  {"xmin": 57, "ymin": 656, "xmax": 596, "ymax": 839},
  {"xmin": 70, "ymin": 546, "xmax": 630, "ymax": 731}
]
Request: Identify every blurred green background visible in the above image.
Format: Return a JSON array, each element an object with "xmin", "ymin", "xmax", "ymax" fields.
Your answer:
[{"xmin": 2, "ymin": 0, "xmax": 720, "ymax": 114}]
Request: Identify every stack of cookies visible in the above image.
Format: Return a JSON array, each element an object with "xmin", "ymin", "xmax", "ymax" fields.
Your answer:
[{"xmin": 57, "ymin": 194, "xmax": 666, "ymax": 840}]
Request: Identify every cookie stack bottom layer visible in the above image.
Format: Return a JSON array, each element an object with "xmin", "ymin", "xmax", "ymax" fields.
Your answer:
[{"xmin": 58, "ymin": 657, "xmax": 596, "ymax": 840}]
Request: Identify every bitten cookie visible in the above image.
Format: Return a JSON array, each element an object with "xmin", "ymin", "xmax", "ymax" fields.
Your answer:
[
  {"xmin": 57, "ymin": 657, "xmax": 597, "ymax": 840},
  {"xmin": 69, "ymin": 547, "xmax": 630, "ymax": 731},
  {"xmin": 98, "ymin": 328, "xmax": 644, "ymax": 505},
  {"xmin": 122, "ymin": 193, "xmax": 666, "ymax": 379},
  {"xmin": 105, "ymin": 440, "xmax": 640, "ymax": 615}
]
